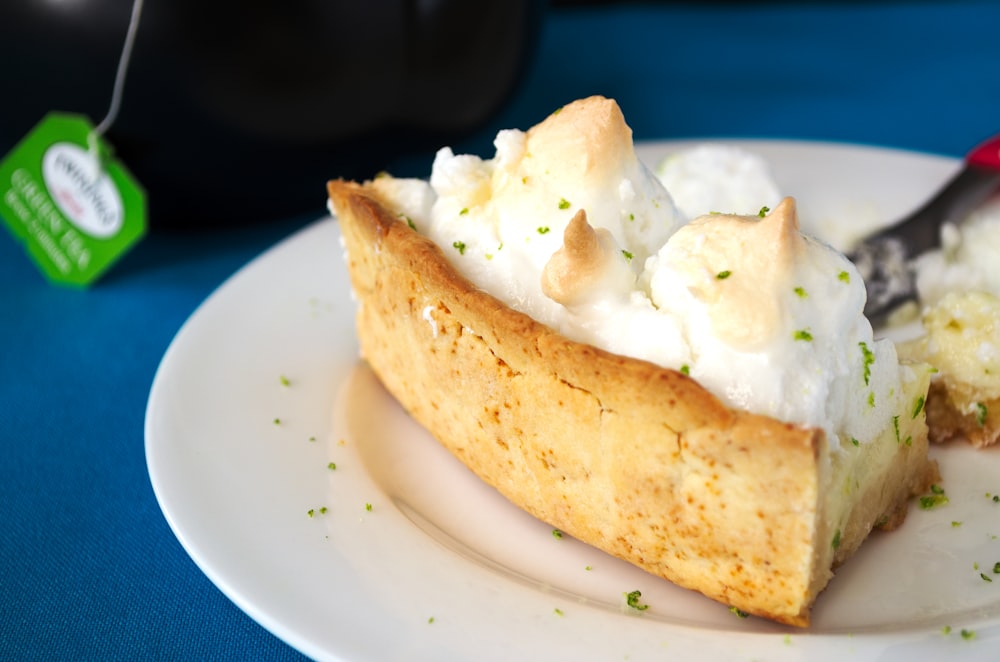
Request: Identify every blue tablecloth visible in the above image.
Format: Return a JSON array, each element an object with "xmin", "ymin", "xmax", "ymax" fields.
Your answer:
[{"xmin": 3, "ymin": 2, "xmax": 999, "ymax": 660}]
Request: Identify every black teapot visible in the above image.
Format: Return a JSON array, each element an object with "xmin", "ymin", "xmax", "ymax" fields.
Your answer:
[{"xmin": 0, "ymin": 0, "xmax": 544, "ymax": 229}]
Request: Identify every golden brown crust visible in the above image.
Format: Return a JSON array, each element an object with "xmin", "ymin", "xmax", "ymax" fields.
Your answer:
[{"xmin": 328, "ymin": 178, "xmax": 933, "ymax": 627}]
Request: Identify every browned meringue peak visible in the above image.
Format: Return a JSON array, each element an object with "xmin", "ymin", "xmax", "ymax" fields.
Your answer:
[
  {"xmin": 672, "ymin": 197, "xmax": 804, "ymax": 350},
  {"xmin": 506, "ymin": 95, "xmax": 639, "ymax": 206},
  {"xmin": 541, "ymin": 209, "xmax": 633, "ymax": 307}
]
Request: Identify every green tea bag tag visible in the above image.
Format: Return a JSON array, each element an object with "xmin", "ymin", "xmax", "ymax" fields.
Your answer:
[{"xmin": 0, "ymin": 113, "xmax": 146, "ymax": 286}]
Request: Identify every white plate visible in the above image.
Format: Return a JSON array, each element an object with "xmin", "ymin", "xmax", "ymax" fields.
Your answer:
[{"xmin": 146, "ymin": 140, "xmax": 1000, "ymax": 661}]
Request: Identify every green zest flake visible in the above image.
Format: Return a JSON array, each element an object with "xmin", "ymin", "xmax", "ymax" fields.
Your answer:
[
  {"xmin": 975, "ymin": 402, "xmax": 988, "ymax": 427},
  {"xmin": 307, "ymin": 509, "xmax": 315, "ymax": 518},
  {"xmin": 912, "ymin": 395, "xmax": 926, "ymax": 419},
  {"xmin": 629, "ymin": 213, "xmax": 635, "ymax": 221},
  {"xmin": 868, "ymin": 392, "xmax": 876, "ymax": 408},
  {"xmin": 942, "ymin": 625, "xmax": 952, "ymax": 635},
  {"xmin": 994, "ymin": 562, "xmax": 1000, "ymax": 574},
  {"xmin": 428, "ymin": 616, "xmax": 435, "ymax": 624},
  {"xmin": 585, "ymin": 565, "xmax": 593, "ymax": 571},
  {"xmin": 919, "ymin": 488, "xmax": 949, "ymax": 510},
  {"xmin": 554, "ymin": 608, "xmax": 564, "ymax": 617},
  {"xmin": 961, "ymin": 629, "xmax": 976, "ymax": 640},
  {"xmin": 680, "ymin": 364, "xmax": 690, "ymax": 376},
  {"xmin": 794, "ymin": 286, "xmax": 807, "ymax": 298},
  {"xmin": 327, "ymin": 462, "xmax": 337, "ymax": 470},
  {"xmin": 794, "ymin": 329, "xmax": 813, "ymax": 342},
  {"xmin": 729, "ymin": 606, "xmax": 750, "ymax": 619},
  {"xmin": 452, "ymin": 240, "xmax": 467, "ymax": 255},
  {"xmin": 625, "ymin": 590, "xmax": 649, "ymax": 611},
  {"xmin": 832, "ymin": 529, "xmax": 842, "ymax": 549},
  {"xmin": 405, "ymin": 216, "xmax": 417, "ymax": 230},
  {"xmin": 280, "ymin": 375, "xmax": 290, "ymax": 387},
  {"xmin": 273, "ymin": 417, "xmax": 281, "ymax": 425},
  {"xmin": 537, "ymin": 226, "xmax": 551, "ymax": 235},
  {"xmin": 859, "ymin": 341, "xmax": 875, "ymax": 385},
  {"xmin": 365, "ymin": 502, "xmax": 373, "ymax": 512},
  {"xmin": 981, "ymin": 573, "xmax": 993, "ymax": 583},
  {"xmin": 838, "ymin": 270, "xmax": 851, "ymax": 283},
  {"xmin": 621, "ymin": 249, "xmax": 634, "ymax": 261},
  {"xmin": 850, "ymin": 437, "xmax": 860, "ymax": 447},
  {"xmin": 558, "ymin": 198, "xmax": 571, "ymax": 210},
  {"xmin": 716, "ymin": 270, "xmax": 732, "ymax": 280},
  {"xmin": 952, "ymin": 521, "xmax": 963, "ymax": 527},
  {"xmin": 758, "ymin": 206, "xmax": 770, "ymax": 218},
  {"xmin": 459, "ymin": 207, "xmax": 469, "ymax": 215},
  {"xmin": 783, "ymin": 634, "xmax": 792, "ymax": 645},
  {"xmin": 552, "ymin": 528, "xmax": 563, "ymax": 539},
  {"xmin": 319, "ymin": 506, "xmax": 328, "ymax": 514},
  {"xmin": 994, "ymin": 495, "xmax": 1000, "ymax": 503},
  {"xmin": 893, "ymin": 415, "xmax": 901, "ymax": 443}
]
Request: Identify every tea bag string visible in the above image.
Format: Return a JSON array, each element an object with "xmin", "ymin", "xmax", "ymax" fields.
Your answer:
[{"xmin": 87, "ymin": 0, "xmax": 145, "ymax": 164}]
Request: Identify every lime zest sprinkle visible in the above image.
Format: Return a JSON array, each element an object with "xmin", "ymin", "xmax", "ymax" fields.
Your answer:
[
  {"xmin": 975, "ymin": 402, "xmax": 988, "ymax": 427},
  {"xmin": 919, "ymin": 484, "xmax": 949, "ymax": 510},
  {"xmin": 859, "ymin": 341, "xmax": 875, "ymax": 385},
  {"xmin": 625, "ymin": 590, "xmax": 649, "ymax": 611}
]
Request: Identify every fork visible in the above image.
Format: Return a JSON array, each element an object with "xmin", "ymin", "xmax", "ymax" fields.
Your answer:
[{"xmin": 850, "ymin": 134, "xmax": 1000, "ymax": 324}]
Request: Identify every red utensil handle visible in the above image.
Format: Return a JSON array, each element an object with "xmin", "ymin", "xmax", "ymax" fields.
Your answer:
[{"xmin": 966, "ymin": 133, "xmax": 1000, "ymax": 171}]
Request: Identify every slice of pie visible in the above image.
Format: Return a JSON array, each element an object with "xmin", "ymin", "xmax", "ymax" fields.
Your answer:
[{"xmin": 326, "ymin": 96, "xmax": 937, "ymax": 626}]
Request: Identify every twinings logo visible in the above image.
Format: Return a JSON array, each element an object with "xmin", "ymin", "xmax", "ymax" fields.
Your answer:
[{"xmin": 41, "ymin": 142, "xmax": 123, "ymax": 238}]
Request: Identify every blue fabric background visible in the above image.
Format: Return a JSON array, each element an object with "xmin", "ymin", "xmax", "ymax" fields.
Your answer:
[{"xmin": 3, "ymin": 2, "xmax": 999, "ymax": 659}]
